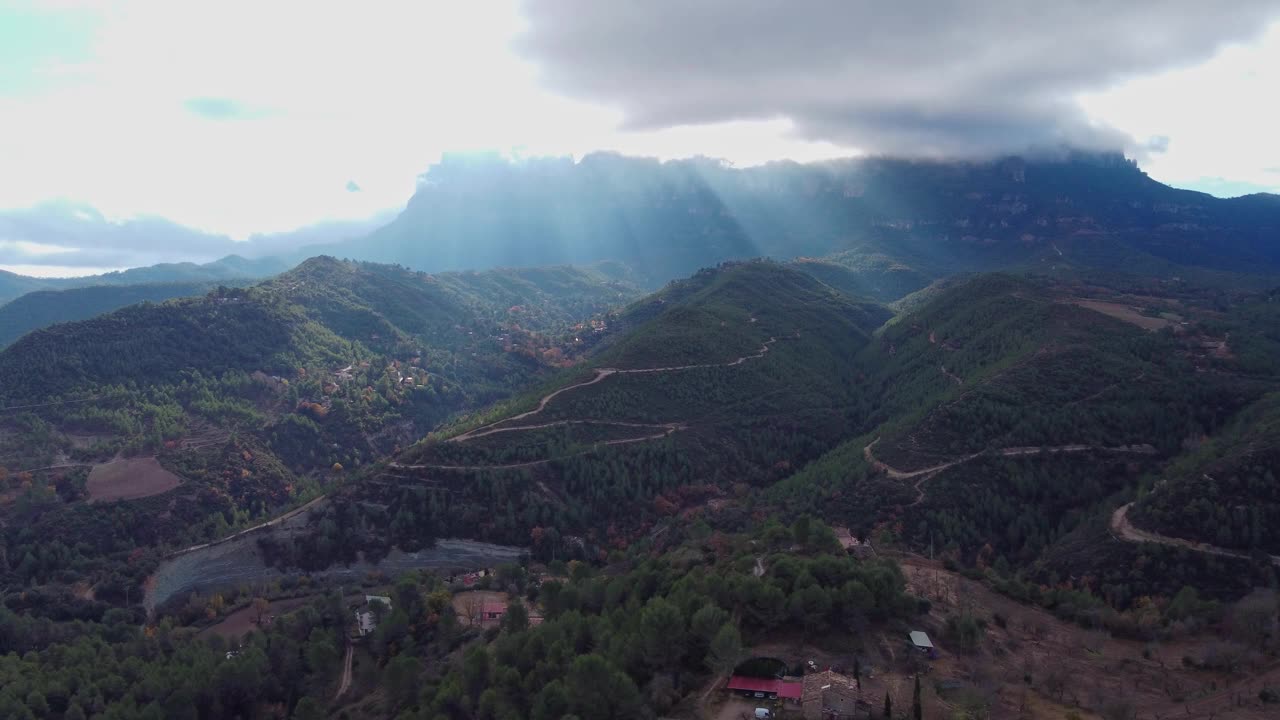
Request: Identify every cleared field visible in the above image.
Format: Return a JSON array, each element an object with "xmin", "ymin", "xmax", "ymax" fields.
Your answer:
[
  {"xmin": 197, "ymin": 596, "xmax": 313, "ymax": 641},
  {"xmin": 86, "ymin": 457, "xmax": 182, "ymax": 502},
  {"xmin": 146, "ymin": 536, "xmax": 525, "ymax": 615},
  {"xmin": 1069, "ymin": 299, "xmax": 1176, "ymax": 331}
]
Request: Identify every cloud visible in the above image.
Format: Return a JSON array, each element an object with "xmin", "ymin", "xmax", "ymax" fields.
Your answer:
[
  {"xmin": 0, "ymin": 201, "xmax": 396, "ymax": 275},
  {"xmin": 183, "ymin": 96, "xmax": 265, "ymax": 120},
  {"xmin": 345, "ymin": 180, "xmax": 362, "ymax": 193},
  {"xmin": 515, "ymin": 0, "xmax": 1280, "ymax": 157}
]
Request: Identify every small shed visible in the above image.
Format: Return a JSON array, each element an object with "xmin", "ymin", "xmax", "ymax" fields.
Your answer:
[{"xmin": 909, "ymin": 631, "xmax": 935, "ymax": 656}]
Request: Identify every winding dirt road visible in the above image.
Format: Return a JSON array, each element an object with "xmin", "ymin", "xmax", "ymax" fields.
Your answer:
[
  {"xmin": 388, "ymin": 336, "xmax": 785, "ymax": 474},
  {"xmin": 864, "ymin": 438, "xmax": 1159, "ymax": 507},
  {"xmin": 1110, "ymin": 503, "xmax": 1280, "ymax": 566},
  {"xmin": 865, "ymin": 438, "xmax": 1275, "ymax": 567},
  {"xmin": 335, "ymin": 642, "xmax": 354, "ymax": 699},
  {"xmin": 449, "ymin": 337, "xmax": 779, "ymax": 445},
  {"xmin": 167, "ymin": 495, "xmax": 327, "ymax": 558}
]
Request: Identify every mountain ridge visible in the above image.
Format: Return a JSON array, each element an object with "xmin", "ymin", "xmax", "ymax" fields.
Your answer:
[{"xmin": 302, "ymin": 150, "xmax": 1280, "ymax": 292}]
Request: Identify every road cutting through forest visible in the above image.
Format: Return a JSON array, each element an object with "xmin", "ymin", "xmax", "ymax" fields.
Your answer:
[
  {"xmin": 863, "ymin": 438, "xmax": 1158, "ymax": 507},
  {"xmin": 447, "ymin": 337, "xmax": 780, "ymax": 444},
  {"xmin": 864, "ymin": 437, "xmax": 1272, "ymax": 566},
  {"xmin": 1110, "ymin": 502, "xmax": 1280, "ymax": 566},
  {"xmin": 388, "ymin": 336, "xmax": 785, "ymax": 473}
]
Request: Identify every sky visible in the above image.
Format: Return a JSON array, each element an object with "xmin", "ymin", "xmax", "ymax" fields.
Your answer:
[{"xmin": 2, "ymin": 0, "xmax": 1280, "ymax": 276}]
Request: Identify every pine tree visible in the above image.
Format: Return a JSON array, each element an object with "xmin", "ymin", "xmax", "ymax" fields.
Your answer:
[{"xmin": 913, "ymin": 674, "xmax": 923, "ymax": 720}]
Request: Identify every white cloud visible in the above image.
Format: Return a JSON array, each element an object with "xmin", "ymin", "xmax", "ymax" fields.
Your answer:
[
  {"xmin": 0, "ymin": 0, "xmax": 1278, "ymax": 258},
  {"xmin": 0, "ymin": 263, "xmax": 126, "ymax": 278},
  {"xmin": 0, "ymin": 239, "xmax": 77, "ymax": 257},
  {"xmin": 1079, "ymin": 22, "xmax": 1280, "ymax": 194}
]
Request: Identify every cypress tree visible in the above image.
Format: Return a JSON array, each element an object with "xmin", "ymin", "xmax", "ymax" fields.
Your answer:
[
  {"xmin": 913, "ymin": 674, "xmax": 923, "ymax": 720},
  {"xmin": 884, "ymin": 691, "xmax": 892, "ymax": 719}
]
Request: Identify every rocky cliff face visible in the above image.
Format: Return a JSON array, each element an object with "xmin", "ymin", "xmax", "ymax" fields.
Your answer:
[{"xmin": 311, "ymin": 150, "xmax": 1280, "ymax": 290}]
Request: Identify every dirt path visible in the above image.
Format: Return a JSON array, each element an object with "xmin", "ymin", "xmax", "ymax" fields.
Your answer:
[
  {"xmin": 866, "ymin": 439, "xmax": 1159, "ymax": 507},
  {"xmin": 335, "ymin": 641, "xmax": 353, "ymax": 699},
  {"xmin": 939, "ymin": 364, "xmax": 963, "ymax": 385},
  {"xmin": 167, "ymin": 495, "xmax": 327, "ymax": 558},
  {"xmin": 1110, "ymin": 503, "xmax": 1280, "ymax": 566},
  {"xmin": 390, "ymin": 425, "xmax": 683, "ymax": 472},
  {"xmin": 452, "ymin": 418, "xmax": 680, "ymax": 443},
  {"xmin": 448, "ymin": 338, "xmax": 779, "ymax": 444},
  {"xmin": 863, "ymin": 438, "xmax": 978, "ymax": 480},
  {"xmin": 16, "ymin": 462, "xmax": 93, "ymax": 473}
]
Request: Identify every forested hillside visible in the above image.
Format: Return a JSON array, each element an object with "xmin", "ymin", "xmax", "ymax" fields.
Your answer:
[
  {"xmin": 765, "ymin": 273, "xmax": 1280, "ymax": 612},
  {"xmin": 0, "ymin": 257, "xmax": 640, "ymax": 609},
  {"xmin": 264, "ymin": 261, "xmax": 892, "ymax": 568},
  {"xmin": 4, "ymin": 256, "xmax": 1280, "ymax": 720},
  {"xmin": 1132, "ymin": 392, "xmax": 1280, "ymax": 554},
  {"xmin": 0, "ymin": 281, "xmax": 249, "ymax": 348}
]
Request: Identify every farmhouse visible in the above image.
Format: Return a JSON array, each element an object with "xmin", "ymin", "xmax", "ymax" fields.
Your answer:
[
  {"xmin": 475, "ymin": 599, "xmax": 544, "ymax": 627},
  {"xmin": 802, "ymin": 670, "xmax": 862, "ymax": 720},
  {"xmin": 354, "ymin": 595, "xmax": 393, "ymax": 637},
  {"xmin": 482, "ymin": 602, "xmax": 507, "ymax": 622}
]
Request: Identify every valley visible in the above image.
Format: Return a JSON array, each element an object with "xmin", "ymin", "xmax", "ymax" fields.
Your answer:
[{"xmin": 1, "ymin": 157, "xmax": 1280, "ymax": 720}]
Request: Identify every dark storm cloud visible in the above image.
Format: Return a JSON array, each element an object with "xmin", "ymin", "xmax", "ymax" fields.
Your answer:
[{"xmin": 516, "ymin": 0, "xmax": 1280, "ymax": 156}]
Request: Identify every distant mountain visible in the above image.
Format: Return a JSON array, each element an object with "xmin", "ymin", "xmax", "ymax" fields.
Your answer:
[
  {"xmin": 0, "ymin": 280, "xmax": 249, "ymax": 348},
  {"xmin": 0, "ymin": 255, "xmax": 288, "ymax": 304},
  {"xmin": 0, "ymin": 269, "xmax": 47, "ymax": 303},
  {"xmin": 309, "ymin": 150, "xmax": 1280, "ymax": 294},
  {"xmin": 0, "ymin": 200, "xmax": 391, "ymax": 296}
]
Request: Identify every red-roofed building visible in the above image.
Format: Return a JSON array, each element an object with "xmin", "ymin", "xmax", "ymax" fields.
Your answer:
[
  {"xmin": 725, "ymin": 676, "xmax": 804, "ymax": 702},
  {"xmin": 777, "ymin": 682, "xmax": 802, "ymax": 700}
]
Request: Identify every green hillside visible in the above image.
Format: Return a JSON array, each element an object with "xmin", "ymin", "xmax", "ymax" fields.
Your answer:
[
  {"xmin": 264, "ymin": 261, "xmax": 892, "ymax": 567},
  {"xmin": 0, "ymin": 281, "xmax": 249, "ymax": 349},
  {"xmin": 766, "ymin": 272, "xmax": 1279, "ymax": 605},
  {"xmin": 1131, "ymin": 392, "xmax": 1280, "ymax": 553},
  {"xmin": 0, "ymin": 257, "xmax": 639, "ymax": 604}
]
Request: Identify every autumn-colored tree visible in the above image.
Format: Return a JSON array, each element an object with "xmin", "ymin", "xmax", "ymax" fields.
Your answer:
[{"xmin": 252, "ymin": 597, "xmax": 270, "ymax": 624}]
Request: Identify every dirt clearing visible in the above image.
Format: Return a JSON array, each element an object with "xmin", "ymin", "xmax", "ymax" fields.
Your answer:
[
  {"xmin": 87, "ymin": 457, "xmax": 182, "ymax": 502},
  {"xmin": 1068, "ymin": 299, "xmax": 1178, "ymax": 331},
  {"xmin": 897, "ymin": 556, "xmax": 1280, "ymax": 719},
  {"xmin": 198, "ymin": 596, "xmax": 313, "ymax": 641}
]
